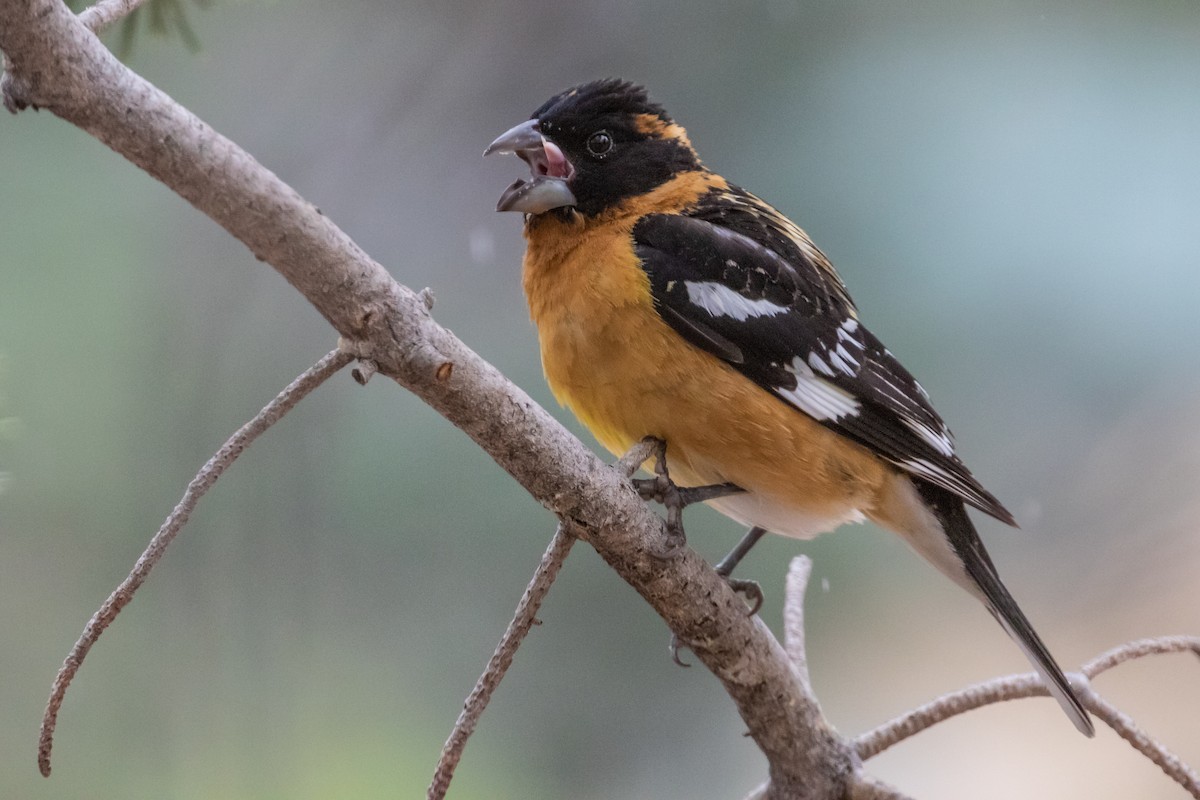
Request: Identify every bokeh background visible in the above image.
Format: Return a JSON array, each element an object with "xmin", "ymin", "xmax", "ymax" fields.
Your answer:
[{"xmin": 3, "ymin": 0, "xmax": 1200, "ymax": 797}]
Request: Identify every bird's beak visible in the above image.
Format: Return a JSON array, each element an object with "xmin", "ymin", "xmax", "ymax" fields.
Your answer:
[{"xmin": 484, "ymin": 119, "xmax": 578, "ymax": 214}]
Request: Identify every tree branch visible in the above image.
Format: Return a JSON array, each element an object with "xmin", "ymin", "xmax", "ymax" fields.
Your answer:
[
  {"xmin": 854, "ymin": 639, "xmax": 1200, "ymax": 798},
  {"xmin": 1077, "ymin": 683, "xmax": 1200, "ymax": 799},
  {"xmin": 427, "ymin": 525, "xmax": 575, "ymax": 800},
  {"xmin": 848, "ymin": 778, "xmax": 917, "ymax": 800},
  {"xmin": 0, "ymin": 3, "xmax": 849, "ymax": 796},
  {"xmin": 36, "ymin": 348, "xmax": 352, "ymax": 776},
  {"xmin": 780, "ymin": 549, "xmax": 1198, "ymax": 798},
  {"xmin": 78, "ymin": 0, "xmax": 149, "ymax": 34},
  {"xmin": 782, "ymin": 555, "xmax": 814, "ymax": 693},
  {"xmin": 775, "ymin": 556, "xmax": 913, "ymax": 800},
  {"xmin": 855, "ymin": 674, "xmax": 1049, "ymax": 760},
  {"xmin": 856, "ymin": 634, "xmax": 1200, "ymax": 764},
  {"xmin": 1082, "ymin": 636, "xmax": 1200, "ymax": 678}
]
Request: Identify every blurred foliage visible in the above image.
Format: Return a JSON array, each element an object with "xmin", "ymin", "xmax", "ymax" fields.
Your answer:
[
  {"xmin": 119, "ymin": 0, "xmax": 210, "ymax": 54},
  {"xmin": 64, "ymin": 0, "xmax": 211, "ymax": 53}
]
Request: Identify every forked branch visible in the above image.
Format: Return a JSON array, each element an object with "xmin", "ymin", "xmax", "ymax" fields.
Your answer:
[
  {"xmin": 770, "ymin": 557, "xmax": 1198, "ymax": 799},
  {"xmin": 853, "ymin": 628, "xmax": 1200, "ymax": 798}
]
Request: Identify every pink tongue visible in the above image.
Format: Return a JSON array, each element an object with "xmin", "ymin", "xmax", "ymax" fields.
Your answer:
[{"xmin": 542, "ymin": 139, "xmax": 570, "ymax": 179}]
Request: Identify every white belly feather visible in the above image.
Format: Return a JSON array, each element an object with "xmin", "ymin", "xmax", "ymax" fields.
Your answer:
[{"xmin": 706, "ymin": 490, "xmax": 866, "ymax": 541}]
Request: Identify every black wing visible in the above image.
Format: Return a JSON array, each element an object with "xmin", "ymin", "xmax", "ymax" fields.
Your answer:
[{"xmin": 633, "ymin": 186, "xmax": 1014, "ymax": 525}]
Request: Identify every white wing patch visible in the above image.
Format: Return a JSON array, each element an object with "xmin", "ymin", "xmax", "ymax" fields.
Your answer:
[
  {"xmin": 829, "ymin": 343, "xmax": 859, "ymax": 374},
  {"xmin": 685, "ymin": 281, "xmax": 789, "ymax": 321},
  {"xmin": 901, "ymin": 416, "xmax": 955, "ymax": 457},
  {"xmin": 807, "ymin": 352, "xmax": 835, "ymax": 377},
  {"xmin": 779, "ymin": 356, "xmax": 861, "ymax": 421},
  {"xmin": 807, "ymin": 317, "xmax": 865, "ymax": 378},
  {"xmin": 899, "ymin": 456, "xmax": 980, "ymax": 498}
]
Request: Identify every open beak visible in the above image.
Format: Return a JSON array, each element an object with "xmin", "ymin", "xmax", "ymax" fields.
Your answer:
[{"xmin": 484, "ymin": 119, "xmax": 578, "ymax": 214}]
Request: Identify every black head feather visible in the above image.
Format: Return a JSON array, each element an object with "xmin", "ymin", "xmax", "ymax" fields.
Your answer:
[
  {"xmin": 527, "ymin": 80, "xmax": 702, "ymax": 217},
  {"xmin": 531, "ymin": 79, "xmax": 670, "ymax": 127}
]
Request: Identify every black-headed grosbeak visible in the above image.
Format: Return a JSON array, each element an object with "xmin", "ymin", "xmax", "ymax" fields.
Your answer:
[{"xmin": 485, "ymin": 78, "xmax": 1093, "ymax": 736}]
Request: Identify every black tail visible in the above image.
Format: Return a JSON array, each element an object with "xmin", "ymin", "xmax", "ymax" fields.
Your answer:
[{"xmin": 917, "ymin": 483, "xmax": 1095, "ymax": 736}]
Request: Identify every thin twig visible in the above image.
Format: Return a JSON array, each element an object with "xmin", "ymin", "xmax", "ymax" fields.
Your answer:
[
  {"xmin": 1083, "ymin": 636, "xmax": 1200, "ymax": 679},
  {"xmin": 614, "ymin": 436, "xmax": 659, "ymax": 478},
  {"xmin": 783, "ymin": 556, "xmax": 814, "ymax": 693},
  {"xmin": 766, "ymin": 554, "xmax": 916, "ymax": 800},
  {"xmin": 37, "ymin": 348, "xmax": 353, "ymax": 777},
  {"xmin": 1078, "ymin": 684, "xmax": 1200, "ymax": 799},
  {"xmin": 426, "ymin": 526, "xmax": 574, "ymax": 800},
  {"xmin": 78, "ymin": 0, "xmax": 149, "ymax": 34},
  {"xmin": 427, "ymin": 440, "xmax": 656, "ymax": 800},
  {"xmin": 856, "ymin": 633, "xmax": 1200, "ymax": 781},
  {"xmin": 855, "ymin": 673, "xmax": 1051, "ymax": 760}
]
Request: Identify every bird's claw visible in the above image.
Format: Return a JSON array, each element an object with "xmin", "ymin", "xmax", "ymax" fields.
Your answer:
[
  {"xmin": 669, "ymin": 634, "xmax": 692, "ymax": 668},
  {"xmin": 649, "ymin": 529, "xmax": 687, "ymax": 560},
  {"xmin": 724, "ymin": 577, "xmax": 764, "ymax": 616}
]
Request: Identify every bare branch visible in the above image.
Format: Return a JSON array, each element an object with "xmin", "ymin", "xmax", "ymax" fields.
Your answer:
[
  {"xmin": 1083, "ymin": 636, "xmax": 1200, "ymax": 679},
  {"xmin": 614, "ymin": 436, "xmax": 658, "ymax": 477},
  {"xmin": 37, "ymin": 348, "xmax": 353, "ymax": 777},
  {"xmin": 744, "ymin": 753, "xmax": 917, "ymax": 800},
  {"xmin": 350, "ymin": 360, "xmax": 378, "ymax": 385},
  {"xmin": 428, "ymin": 438, "xmax": 658, "ymax": 799},
  {"xmin": 782, "ymin": 556, "xmax": 814, "ymax": 692},
  {"xmin": 427, "ymin": 526, "xmax": 575, "ymax": 800},
  {"xmin": 856, "ymin": 673, "xmax": 1051, "ymax": 760},
  {"xmin": 78, "ymin": 0, "xmax": 149, "ymax": 34},
  {"xmin": 1077, "ymin": 684, "xmax": 1200, "ymax": 799},
  {"xmin": 780, "ymin": 559, "xmax": 913, "ymax": 800},
  {"xmin": 857, "ymin": 634, "xmax": 1200, "ymax": 798}
]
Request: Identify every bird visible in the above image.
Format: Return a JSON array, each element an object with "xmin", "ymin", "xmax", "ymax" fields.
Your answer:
[{"xmin": 484, "ymin": 78, "xmax": 1094, "ymax": 736}]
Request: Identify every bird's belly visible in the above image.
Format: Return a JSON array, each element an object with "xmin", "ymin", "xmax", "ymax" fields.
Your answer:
[
  {"xmin": 663, "ymin": 450, "xmax": 869, "ymax": 540},
  {"xmin": 705, "ymin": 491, "xmax": 866, "ymax": 540}
]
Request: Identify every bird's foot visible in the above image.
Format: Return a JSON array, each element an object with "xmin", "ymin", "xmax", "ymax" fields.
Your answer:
[
  {"xmin": 710, "ymin": 525, "xmax": 769, "ymax": 615},
  {"xmin": 631, "ymin": 439, "xmax": 742, "ymax": 557},
  {"xmin": 630, "ymin": 440, "xmax": 754, "ymax": 664}
]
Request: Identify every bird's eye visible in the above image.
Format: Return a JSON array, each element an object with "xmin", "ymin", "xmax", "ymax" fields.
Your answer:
[{"xmin": 586, "ymin": 130, "xmax": 613, "ymax": 157}]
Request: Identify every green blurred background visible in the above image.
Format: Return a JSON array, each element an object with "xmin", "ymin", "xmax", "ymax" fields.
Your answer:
[{"xmin": 3, "ymin": 0, "xmax": 1199, "ymax": 797}]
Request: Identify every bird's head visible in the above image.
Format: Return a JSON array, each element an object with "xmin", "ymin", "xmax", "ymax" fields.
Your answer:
[{"xmin": 484, "ymin": 79, "xmax": 702, "ymax": 219}]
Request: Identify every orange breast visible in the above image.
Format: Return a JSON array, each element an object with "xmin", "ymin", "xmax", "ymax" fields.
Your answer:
[{"xmin": 520, "ymin": 173, "xmax": 891, "ymax": 533}]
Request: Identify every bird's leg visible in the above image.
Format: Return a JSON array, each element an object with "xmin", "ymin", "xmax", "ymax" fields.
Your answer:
[
  {"xmin": 631, "ymin": 438, "xmax": 742, "ymax": 556},
  {"xmin": 712, "ymin": 526, "xmax": 768, "ymax": 615},
  {"xmin": 630, "ymin": 438, "xmax": 759, "ymax": 659},
  {"xmin": 629, "ymin": 441, "xmax": 759, "ymax": 665}
]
